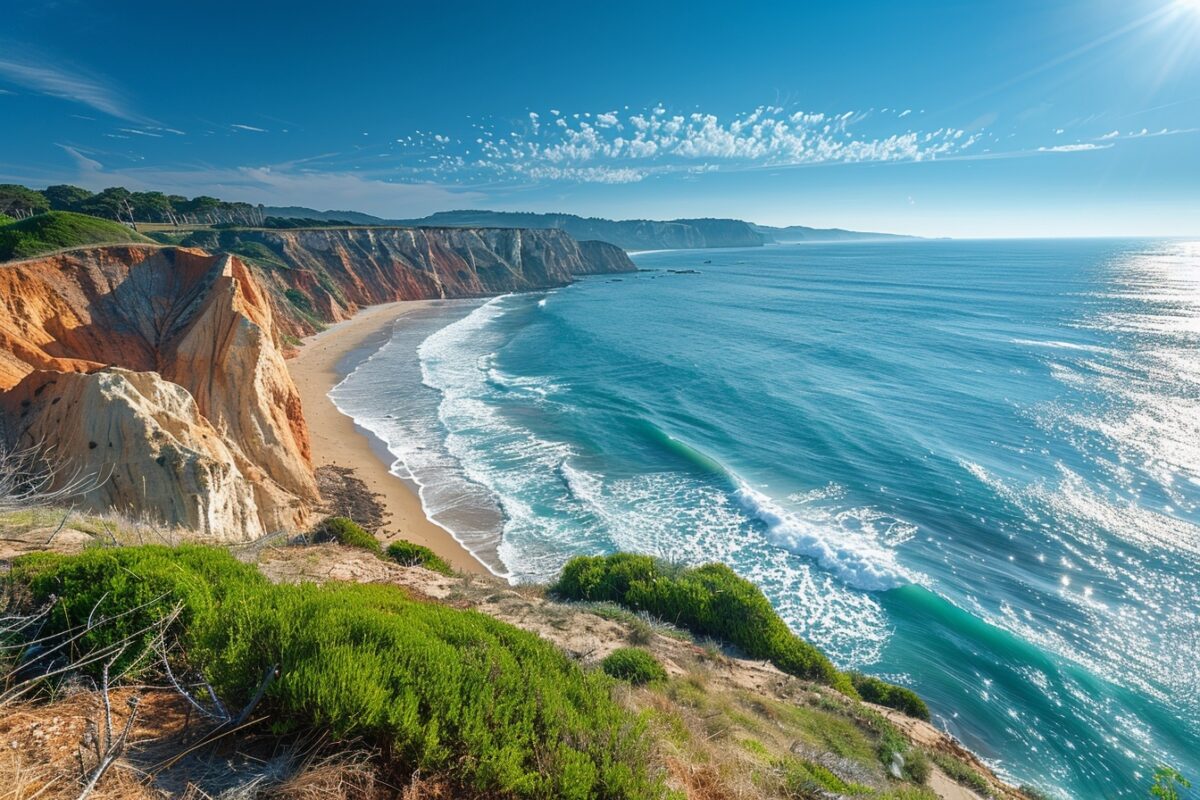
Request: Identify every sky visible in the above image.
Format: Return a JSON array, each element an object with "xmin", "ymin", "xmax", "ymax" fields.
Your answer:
[{"xmin": 1, "ymin": 0, "xmax": 1199, "ymax": 237}]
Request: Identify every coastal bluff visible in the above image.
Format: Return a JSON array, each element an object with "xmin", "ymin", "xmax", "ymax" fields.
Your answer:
[
  {"xmin": 0, "ymin": 228, "xmax": 634, "ymax": 537},
  {"xmin": 172, "ymin": 226, "xmax": 636, "ymax": 338}
]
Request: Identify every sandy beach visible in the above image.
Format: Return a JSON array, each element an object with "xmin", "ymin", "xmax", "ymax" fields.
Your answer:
[{"xmin": 287, "ymin": 301, "xmax": 488, "ymax": 574}]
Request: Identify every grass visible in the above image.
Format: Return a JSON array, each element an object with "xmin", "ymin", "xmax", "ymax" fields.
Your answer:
[
  {"xmin": 929, "ymin": 751, "xmax": 991, "ymax": 795},
  {"xmin": 780, "ymin": 757, "xmax": 873, "ymax": 796},
  {"xmin": 601, "ymin": 648, "xmax": 668, "ymax": 685},
  {"xmin": 553, "ymin": 554, "xmax": 853, "ymax": 695},
  {"xmin": 385, "ymin": 540, "xmax": 454, "ymax": 576},
  {"xmin": 0, "ymin": 211, "xmax": 150, "ymax": 261},
  {"xmin": 9, "ymin": 545, "xmax": 663, "ymax": 799},
  {"xmin": 312, "ymin": 516, "xmax": 380, "ymax": 554}
]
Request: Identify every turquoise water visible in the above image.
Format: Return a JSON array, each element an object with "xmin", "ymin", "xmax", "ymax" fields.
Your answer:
[{"xmin": 332, "ymin": 240, "xmax": 1200, "ymax": 797}]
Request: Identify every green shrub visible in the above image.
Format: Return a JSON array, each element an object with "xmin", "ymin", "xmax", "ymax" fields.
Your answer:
[
  {"xmin": 10, "ymin": 546, "xmax": 662, "ymax": 799},
  {"xmin": 9, "ymin": 545, "xmax": 266, "ymax": 677},
  {"xmin": 877, "ymin": 728, "xmax": 928, "ymax": 783},
  {"xmin": 313, "ymin": 516, "xmax": 380, "ymax": 553},
  {"xmin": 848, "ymin": 672, "xmax": 930, "ymax": 720},
  {"xmin": 929, "ymin": 751, "xmax": 990, "ymax": 795},
  {"xmin": 904, "ymin": 748, "xmax": 931, "ymax": 784},
  {"xmin": 0, "ymin": 212, "xmax": 15, "ymax": 226},
  {"xmin": 0, "ymin": 211, "xmax": 150, "ymax": 260},
  {"xmin": 552, "ymin": 554, "xmax": 852, "ymax": 694},
  {"xmin": 601, "ymin": 648, "xmax": 667, "ymax": 685},
  {"xmin": 385, "ymin": 540, "xmax": 454, "ymax": 575}
]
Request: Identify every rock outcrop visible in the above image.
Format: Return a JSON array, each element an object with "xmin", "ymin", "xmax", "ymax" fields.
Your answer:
[{"xmin": 0, "ymin": 246, "xmax": 317, "ymax": 538}]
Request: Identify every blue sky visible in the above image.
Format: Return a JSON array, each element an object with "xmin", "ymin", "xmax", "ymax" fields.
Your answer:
[{"xmin": 1, "ymin": 0, "xmax": 1198, "ymax": 236}]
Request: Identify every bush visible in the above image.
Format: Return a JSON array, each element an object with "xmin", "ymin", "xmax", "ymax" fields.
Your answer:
[
  {"xmin": 313, "ymin": 516, "xmax": 380, "ymax": 553},
  {"xmin": 10, "ymin": 546, "xmax": 662, "ymax": 799},
  {"xmin": 386, "ymin": 540, "xmax": 454, "ymax": 576},
  {"xmin": 877, "ymin": 728, "xmax": 929, "ymax": 783},
  {"xmin": 601, "ymin": 648, "xmax": 667, "ymax": 685},
  {"xmin": 552, "ymin": 554, "xmax": 852, "ymax": 694},
  {"xmin": 849, "ymin": 672, "xmax": 930, "ymax": 721}
]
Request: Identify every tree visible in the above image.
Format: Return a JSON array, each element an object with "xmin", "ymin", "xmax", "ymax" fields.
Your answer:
[
  {"xmin": 129, "ymin": 191, "xmax": 175, "ymax": 223},
  {"xmin": 77, "ymin": 187, "xmax": 134, "ymax": 224},
  {"xmin": 0, "ymin": 184, "xmax": 50, "ymax": 219},
  {"xmin": 43, "ymin": 184, "xmax": 94, "ymax": 212}
]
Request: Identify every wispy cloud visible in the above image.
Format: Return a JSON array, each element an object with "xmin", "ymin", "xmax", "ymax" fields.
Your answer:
[
  {"xmin": 231, "ymin": 123, "xmax": 268, "ymax": 133},
  {"xmin": 1038, "ymin": 143, "xmax": 1113, "ymax": 153},
  {"xmin": 0, "ymin": 53, "xmax": 150, "ymax": 123}
]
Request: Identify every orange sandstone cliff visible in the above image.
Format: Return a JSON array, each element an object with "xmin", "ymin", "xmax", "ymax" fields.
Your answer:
[
  {"xmin": 0, "ymin": 246, "xmax": 317, "ymax": 538},
  {"xmin": 0, "ymin": 228, "xmax": 634, "ymax": 538}
]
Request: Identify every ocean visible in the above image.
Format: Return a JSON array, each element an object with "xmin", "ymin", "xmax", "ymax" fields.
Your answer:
[{"xmin": 329, "ymin": 239, "xmax": 1200, "ymax": 798}]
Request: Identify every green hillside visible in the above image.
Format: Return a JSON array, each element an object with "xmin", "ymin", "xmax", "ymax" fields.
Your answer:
[{"xmin": 0, "ymin": 211, "xmax": 151, "ymax": 261}]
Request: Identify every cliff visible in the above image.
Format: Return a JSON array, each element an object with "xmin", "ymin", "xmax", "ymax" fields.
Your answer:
[
  {"xmin": 0, "ymin": 245, "xmax": 317, "ymax": 539},
  {"xmin": 170, "ymin": 225, "xmax": 636, "ymax": 337},
  {"xmin": 383, "ymin": 210, "xmax": 767, "ymax": 250}
]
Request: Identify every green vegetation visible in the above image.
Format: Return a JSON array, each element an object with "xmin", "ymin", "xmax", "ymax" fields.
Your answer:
[
  {"xmin": 0, "ymin": 211, "xmax": 151, "ymax": 260},
  {"xmin": 877, "ymin": 727, "xmax": 929, "ymax": 783},
  {"xmin": 1, "ymin": 183, "xmax": 266, "ymax": 227},
  {"xmin": 928, "ymin": 751, "xmax": 990, "ymax": 795},
  {"xmin": 1151, "ymin": 766, "xmax": 1191, "ymax": 800},
  {"xmin": 386, "ymin": 539, "xmax": 454, "ymax": 575},
  {"xmin": 284, "ymin": 287, "xmax": 314, "ymax": 313},
  {"xmin": 601, "ymin": 648, "xmax": 668, "ymax": 685},
  {"xmin": 9, "ymin": 546, "xmax": 662, "ymax": 799},
  {"xmin": 0, "ymin": 212, "xmax": 15, "ymax": 226},
  {"xmin": 0, "ymin": 184, "xmax": 50, "ymax": 217},
  {"xmin": 312, "ymin": 516, "xmax": 380, "ymax": 553},
  {"xmin": 849, "ymin": 672, "xmax": 930, "ymax": 721},
  {"xmin": 780, "ymin": 757, "xmax": 873, "ymax": 796},
  {"xmin": 553, "ymin": 554, "xmax": 856, "ymax": 695}
]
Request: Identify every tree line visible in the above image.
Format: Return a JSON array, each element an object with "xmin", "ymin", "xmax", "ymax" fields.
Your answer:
[{"xmin": 0, "ymin": 183, "xmax": 266, "ymax": 227}]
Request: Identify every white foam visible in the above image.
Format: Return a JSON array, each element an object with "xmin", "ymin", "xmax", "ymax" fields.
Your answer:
[{"xmin": 734, "ymin": 481, "xmax": 913, "ymax": 591}]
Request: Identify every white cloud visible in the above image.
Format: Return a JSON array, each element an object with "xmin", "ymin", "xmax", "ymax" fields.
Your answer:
[
  {"xmin": 231, "ymin": 123, "xmax": 268, "ymax": 133},
  {"xmin": 383, "ymin": 103, "xmax": 994, "ymax": 187},
  {"xmin": 1037, "ymin": 143, "xmax": 1113, "ymax": 153},
  {"xmin": 0, "ymin": 55, "xmax": 150, "ymax": 123},
  {"xmin": 1098, "ymin": 130, "xmax": 1120, "ymax": 140}
]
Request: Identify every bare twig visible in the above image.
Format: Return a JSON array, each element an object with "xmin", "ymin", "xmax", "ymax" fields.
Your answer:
[{"xmin": 76, "ymin": 694, "xmax": 140, "ymax": 800}]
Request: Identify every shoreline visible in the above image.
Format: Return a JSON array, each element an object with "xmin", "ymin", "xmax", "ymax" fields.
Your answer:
[{"xmin": 287, "ymin": 301, "xmax": 490, "ymax": 575}]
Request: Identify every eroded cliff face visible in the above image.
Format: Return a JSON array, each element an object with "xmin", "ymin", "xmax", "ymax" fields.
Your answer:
[
  {"xmin": 0, "ymin": 227, "xmax": 633, "ymax": 538},
  {"xmin": 179, "ymin": 226, "xmax": 635, "ymax": 338},
  {"xmin": 0, "ymin": 246, "xmax": 317, "ymax": 539}
]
